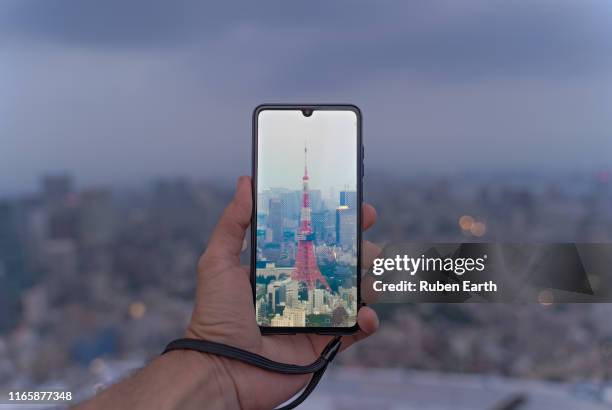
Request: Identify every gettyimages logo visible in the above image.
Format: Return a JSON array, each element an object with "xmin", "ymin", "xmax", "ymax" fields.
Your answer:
[
  {"xmin": 366, "ymin": 243, "xmax": 607, "ymax": 303},
  {"xmin": 372, "ymin": 254, "xmax": 488, "ymax": 276}
]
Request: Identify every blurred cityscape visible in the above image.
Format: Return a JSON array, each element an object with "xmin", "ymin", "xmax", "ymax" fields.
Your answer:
[{"xmin": 1, "ymin": 170, "xmax": 612, "ymax": 407}]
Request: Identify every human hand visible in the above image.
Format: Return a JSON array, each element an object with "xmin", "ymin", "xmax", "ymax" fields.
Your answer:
[{"xmin": 186, "ymin": 176, "xmax": 379, "ymax": 409}]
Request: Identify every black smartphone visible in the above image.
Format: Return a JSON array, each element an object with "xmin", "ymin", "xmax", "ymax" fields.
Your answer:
[{"xmin": 251, "ymin": 104, "xmax": 362, "ymax": 335}]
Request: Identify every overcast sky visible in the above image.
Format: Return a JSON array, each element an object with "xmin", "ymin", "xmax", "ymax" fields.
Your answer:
[
  {"xmin": 1, "ymin": 0, "xmax": 611, "ymax": 195},
  {"xmin": 258, "ymin": 109, "xmax": 357, "ymax": 193}
]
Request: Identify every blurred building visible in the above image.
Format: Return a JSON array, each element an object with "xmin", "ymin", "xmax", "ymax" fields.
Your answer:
[
  {"xmin": 268, "ymin": 198, "xmax": 283, "ymax": 243},
  {"xmin": 340, "ymin": 190, "xmax": 357, "ymax": 209},
  {"xmin": 78, "ymin": 189, "xmax": 116, "ymax": 273},
  {"xmin": 42, "ymin": 175, "xmax": 73, "ymax": 210},
  {"xmin": 336, "ymin": 205, "xmax": 357, "ymax": 249}
]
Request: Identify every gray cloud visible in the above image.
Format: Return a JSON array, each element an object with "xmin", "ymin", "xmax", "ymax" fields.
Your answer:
[
  {"xmin": 0, "ymin": 0, "xmax": 367, "ymax": 47},
  {"xmin": 4, "ymin": 1, "xmax": 611, "ymax": 79},
  {"xmin": 1, "ymin": 1, "xmax": 611, "ymax": 195}
]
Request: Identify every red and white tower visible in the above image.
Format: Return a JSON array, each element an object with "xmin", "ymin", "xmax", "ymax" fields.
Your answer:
[{"xmin": 292, "ymin": 146, "xmax": 331, "ymax": 291}]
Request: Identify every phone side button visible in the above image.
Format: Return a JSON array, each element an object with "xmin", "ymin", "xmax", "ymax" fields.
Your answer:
[{"xmin": 362, "ymin": 145, "xmax": 365, "ymax": 176}]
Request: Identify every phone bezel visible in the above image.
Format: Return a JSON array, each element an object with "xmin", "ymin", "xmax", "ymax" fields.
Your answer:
[{"xmin": 251, "ymin": 104, "xmax": 363, "ymax": 335}]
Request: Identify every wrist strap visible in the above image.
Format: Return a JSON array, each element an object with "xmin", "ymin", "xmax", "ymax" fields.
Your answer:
[{"xmin": 162, "ymin": 336, "xmax": 342, "ymax": 409}]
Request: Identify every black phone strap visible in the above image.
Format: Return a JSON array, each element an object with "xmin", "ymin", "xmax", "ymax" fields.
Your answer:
[{"xmin": 162, "ymin": 336, "xmax": 342, "ymax": 409}]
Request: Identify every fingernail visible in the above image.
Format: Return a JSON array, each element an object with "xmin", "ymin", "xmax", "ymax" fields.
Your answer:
[{"xmin": 235, "ymin": 176, "xmax": 249, "ymax": 196}]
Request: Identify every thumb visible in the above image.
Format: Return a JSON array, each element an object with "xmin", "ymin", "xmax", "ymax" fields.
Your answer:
[{"xmin": 202, "ymin": 176, "xmax": 252, "ymax": 268}]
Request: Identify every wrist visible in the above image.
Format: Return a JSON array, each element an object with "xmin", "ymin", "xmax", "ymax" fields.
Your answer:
[{"xmin": 164, "ymin": 349, "xmax": 241, "ymax": 410}]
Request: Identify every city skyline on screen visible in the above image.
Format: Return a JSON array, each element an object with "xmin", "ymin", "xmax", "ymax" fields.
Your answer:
[{"xmin": 255, "ymin": 110, "xmax": 358, "ymax": 328}]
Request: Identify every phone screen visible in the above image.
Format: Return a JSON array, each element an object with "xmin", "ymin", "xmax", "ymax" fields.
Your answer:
[{"xmin": 253, "ymin": 107, "xmax": 360, "ymax": 331}]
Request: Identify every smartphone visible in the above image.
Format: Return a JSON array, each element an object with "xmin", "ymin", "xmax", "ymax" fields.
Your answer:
[{"xmin": 252, "ymin": 104, "xmax": 362, "ymax": 334}]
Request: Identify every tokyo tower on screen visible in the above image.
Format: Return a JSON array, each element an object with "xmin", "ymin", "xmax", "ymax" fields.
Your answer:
[{"xmin": 291, "ymin": 146, "xmax": 331, "ymax": 291}]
